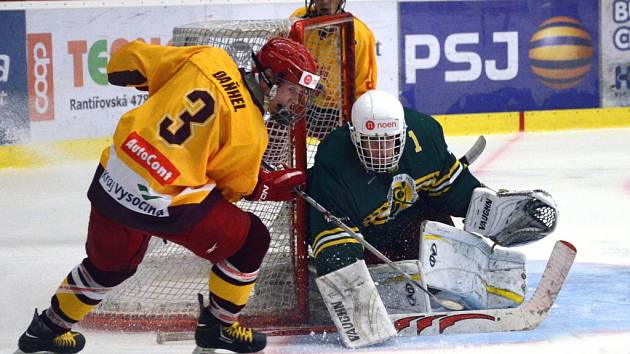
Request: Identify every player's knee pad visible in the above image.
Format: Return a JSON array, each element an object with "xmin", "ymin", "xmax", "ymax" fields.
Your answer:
[
  {"xmin": 226, "ymin": 213, "xmax": 270, "ymax": 273},
  {"xmin": 81, "ymin": 258, "xmax": 136, "ymax": 287}
]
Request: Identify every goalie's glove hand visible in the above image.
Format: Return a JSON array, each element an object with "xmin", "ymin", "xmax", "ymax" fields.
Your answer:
[{"xmin": 245, "ymin": 166, "xmax": 305, "ymax": 201}]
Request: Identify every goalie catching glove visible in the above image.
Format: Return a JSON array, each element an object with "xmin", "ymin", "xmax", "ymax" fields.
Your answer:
[
  {"xmin": 464, "ymin": 187, "xmax": 558, "ymax": 247},
  {"xmin": 245, "ymin": 166, "xmax": 305, "ymax": 201}
]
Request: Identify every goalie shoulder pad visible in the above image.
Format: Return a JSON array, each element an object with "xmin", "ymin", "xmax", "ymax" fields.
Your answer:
[{"xmin": 463, "ymin": 187, "xmax": 558, "ymax": 247}]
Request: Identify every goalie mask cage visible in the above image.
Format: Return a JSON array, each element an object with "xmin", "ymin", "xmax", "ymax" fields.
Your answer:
[{"xmin": 81, "ymin": 13, "xmax": 356, "ymax": 335}]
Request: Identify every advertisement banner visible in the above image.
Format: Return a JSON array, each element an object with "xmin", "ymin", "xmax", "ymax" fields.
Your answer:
[
  {"xmin": 399, "ymin": 0, "xmax": 599, "ymax": 115},
  {"xmin": 602, "ymin": 0, "xmax": 630, "ymax": 107},
  {"xmin": 26, "ymin": 6, "xmax": 206, "ymax": 143},
  {"xmin": 0, "ymin": 11, "xmax": 29, "ymax": 145}
]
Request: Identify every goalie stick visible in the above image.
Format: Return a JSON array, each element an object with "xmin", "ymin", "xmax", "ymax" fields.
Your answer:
[
  {"xmin": 392, "ymin": 239, "xmax": 576, "ymax": 336},
  {"xmin": 460, "ymin": 135, "xmax": 486, "ymax": 166},
  {"xmin": 156, "ymin": 240, "xmax": 575, "ymax": 343}
]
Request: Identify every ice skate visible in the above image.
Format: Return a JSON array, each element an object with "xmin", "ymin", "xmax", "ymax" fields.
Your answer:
[
  {"xmin": 17, "ymin": 309, "xmax": 85, "ymax": 354},
  {"xmin": 193, "ymin": 294, "xmax": 266, "ymax": 354}
]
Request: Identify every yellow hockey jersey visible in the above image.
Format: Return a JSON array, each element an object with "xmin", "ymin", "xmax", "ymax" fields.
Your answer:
[
  {"xmin": 87, "ymin": 40, "xmax": 268, "ymax": 234},
  {"xmin": 291, "ymin": 7, "xmax": 378, "ymax": 97}
]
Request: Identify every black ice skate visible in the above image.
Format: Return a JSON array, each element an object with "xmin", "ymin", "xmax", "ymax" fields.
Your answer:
[
  {"xmin": 193, "ymin": 294, "xmax": 266, "ymax": 353},
  {"xmin": 17, "ymin": 309, "xmax": 85, "ymax": 354}
]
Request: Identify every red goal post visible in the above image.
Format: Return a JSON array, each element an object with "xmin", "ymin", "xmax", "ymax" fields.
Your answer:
[{"xmin": 81, "ymin": 13, "xmax": 356, "ymax": 335}]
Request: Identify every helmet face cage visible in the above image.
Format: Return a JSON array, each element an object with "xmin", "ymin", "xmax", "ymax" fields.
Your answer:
[
  {"xmin": 349, "ymin": 124, "xmax": 407, "ymax": 173},
  {"xmin": 267, "ymin": 76, "xmax": 313, "ymax": 125}
]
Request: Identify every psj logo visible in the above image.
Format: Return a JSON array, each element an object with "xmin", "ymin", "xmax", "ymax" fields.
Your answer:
[{"xmin": 404, "ymin": 31, "xmax": 519, "ymax": 84}]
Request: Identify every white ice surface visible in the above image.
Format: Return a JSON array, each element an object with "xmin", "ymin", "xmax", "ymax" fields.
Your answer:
[{"xmin": 1, "ymin": 128, "xmax": 629, "ymax": 354}]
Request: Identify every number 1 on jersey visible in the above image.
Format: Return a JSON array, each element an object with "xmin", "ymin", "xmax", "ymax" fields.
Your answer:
[{"xmin": 408, "ymin": 130, "xmax": 422, "ymax": 153}]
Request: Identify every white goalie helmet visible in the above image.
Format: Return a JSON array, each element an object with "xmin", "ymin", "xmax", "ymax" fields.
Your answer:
[{"xmin": 349, "ymin": 90, "xmax": 407, "ymax": 173}]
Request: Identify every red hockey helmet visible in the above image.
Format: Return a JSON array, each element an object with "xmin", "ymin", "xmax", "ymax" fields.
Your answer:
[{"xmin": 256, "ymin": 37, "xmax": 319, "ymax": 90}]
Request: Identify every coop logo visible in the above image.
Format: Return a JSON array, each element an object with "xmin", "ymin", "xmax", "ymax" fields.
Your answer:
[
  {"xmin": 615, "ymin": 65, "xmax": 630, "ymax": 90},
  {"xmin": 122, "ymin": 132, "xmax": 181, "ymax": 185},
  {"xmin": 27, "ymin": 33, "xmax": 55, "ymax": 121}
]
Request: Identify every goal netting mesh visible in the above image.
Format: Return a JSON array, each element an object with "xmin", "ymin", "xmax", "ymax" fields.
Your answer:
[{"xmin": 82, "ymin": 13, "xmax": 355, "ymax": 333}]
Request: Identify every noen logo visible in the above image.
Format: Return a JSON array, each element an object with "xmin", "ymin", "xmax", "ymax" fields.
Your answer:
[
  {"xmin": 299, "ymin": 71, "xmax": 320, "ymax": 89},
  {"xmin": 122, "ymin": 132, "xmax": 181, "ymax": 185},
  {"xmin": 365, "ymin": 120, "xmax": 375, "ymax": 130},
  {"xmin": 27, "ymin": 33, "xmax": 55, "ymax": 121}
]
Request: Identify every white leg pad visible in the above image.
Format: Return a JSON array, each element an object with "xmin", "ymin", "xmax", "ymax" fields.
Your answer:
[
  {"xmin": 315, "ymin": 260, "xmax": 397, "ymax": 348},
  {"xmin": 421, "ymin": 221, "xmax": 526, "ymax": 309},
  {"xmin": 368, "ymin": 260, "xmax": 431, "ymax": 314}
]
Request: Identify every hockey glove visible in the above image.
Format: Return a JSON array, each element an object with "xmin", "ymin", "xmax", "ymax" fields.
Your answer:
[{"xmin": 246, "ymin": 167, "xmax": 306, "ymax": 201}]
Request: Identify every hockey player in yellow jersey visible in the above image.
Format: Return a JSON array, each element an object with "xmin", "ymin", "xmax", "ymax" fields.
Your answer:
[
  {"xmin": 291, "ymin": 0, "xmax": 377, "ymax": 98},
  {"xmin": 17, "ymin": 38, "xmax": 319, "ymax": 354},
  {"xmin": 289, "ymin": 0, "xmax": 377, "ymax": 141}
]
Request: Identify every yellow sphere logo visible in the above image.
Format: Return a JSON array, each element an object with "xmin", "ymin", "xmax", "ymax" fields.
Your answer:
[{"xmin": 528, "ymin": 16, "xmax": 594, "ymax": 89}]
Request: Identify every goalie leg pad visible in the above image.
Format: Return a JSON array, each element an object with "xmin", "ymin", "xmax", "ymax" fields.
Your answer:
[
  {"xmin": 421, "ymin": 221, "xmax": 526, "ymax": 309},
  {"xmin": 315, "ymin": 260, "xmax": 397, "ymax": 348}
]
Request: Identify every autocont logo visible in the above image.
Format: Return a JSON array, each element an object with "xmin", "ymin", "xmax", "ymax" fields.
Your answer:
[
  {"xmin": 365, "ymin": 120, "xmax": 375, "ymax": 130},
  {"xmin": 27, "ymin": 33, "xmax": 55, "ymax": 121},
  {"xmin": 122, "ymin": 132, "xmax": 181, "ymax": 185}
]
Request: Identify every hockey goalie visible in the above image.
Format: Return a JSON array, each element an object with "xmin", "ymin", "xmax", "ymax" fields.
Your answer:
[{"xmin": 307, "ymin": 90, "xmax": 564, "ymax": 348}]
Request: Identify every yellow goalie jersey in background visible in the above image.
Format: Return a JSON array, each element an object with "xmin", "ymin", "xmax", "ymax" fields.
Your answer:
[
  {"xmin": 291, "ymin": 7, "xmax": 378, "ymax": 98},
  {"xmin": 87, "ymin": 40, "xmax": 268, "ymax": 234}
]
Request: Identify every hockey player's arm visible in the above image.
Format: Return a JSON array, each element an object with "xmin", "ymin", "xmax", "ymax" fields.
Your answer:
[
  {"xmin": 307, "ymin": 162, "xmax": 364, "ymax": 275},
  {"xmin": 426, "ymin": 120, "xmax": 482, "ymax": 217},
  {"xmin": 308, "ymin": 160, "xmax": 396, "ymax": 348},
  {"xmin": 107, "ymin": 40, "xmax": 205, "ymax": 93},
  {"xmin": 353, "ymin": 19, "xmax": 377, "ymax": 97},
  {"xmin": 107, "ymin": 40, "xmax": 159, "ymax": 89}
]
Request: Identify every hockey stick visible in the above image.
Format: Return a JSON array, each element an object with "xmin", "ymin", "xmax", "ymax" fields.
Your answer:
[
  {"xmin": 156, "ymin": 239, "xmax": 575, "ymax": 343},
  {"xmin": 392, "ymin": 240, "xmax": 576, "ymax": 335},
  {"xmin": 459, "ymin": 135, "xmax": 486, "ymax": 166},
  {"xmin": 261, "ymin": 161, "xmax": 464, "ymax": 311}
]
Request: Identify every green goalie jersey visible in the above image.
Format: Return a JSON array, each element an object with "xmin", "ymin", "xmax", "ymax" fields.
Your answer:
[{"xmin": 308, "ymin": 108, "xmax": 482, "ymax": 274}]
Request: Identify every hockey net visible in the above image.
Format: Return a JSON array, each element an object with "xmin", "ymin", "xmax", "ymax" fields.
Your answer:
[{"xmin": 82, "ymin": 13, "xmax": 355, "ymax": 334}]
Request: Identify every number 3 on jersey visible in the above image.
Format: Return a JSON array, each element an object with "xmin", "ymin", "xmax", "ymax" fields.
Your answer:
[{"xmin": 159, "ymin": 90, "xmax": 215, "ymax": 145}]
